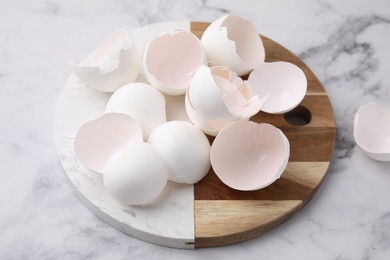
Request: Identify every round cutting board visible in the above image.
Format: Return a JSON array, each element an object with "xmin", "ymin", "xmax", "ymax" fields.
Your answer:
[{"xmin": 54, "ymin": 21, "xmax": 336, "ymax": 249}]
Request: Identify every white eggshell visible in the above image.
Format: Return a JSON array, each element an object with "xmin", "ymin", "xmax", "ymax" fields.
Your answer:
[
  {"xmin": 74, "ymin": 113, "xmax": 143, "ymax": 174},
  {"xmin": 248, "ymin": 62, "xmax": 307, "ymax": 114},
  {"xmin": 353, "ymin": 103, "xmax": 390, "ymax": 161},
  {"xmin": 70, "ymin": 29, "xmax": 140, "ymax": 92},
  {"xmin": 105, "ymin": 82, "xmax": 167, "ymax": 139},
  {"xmin": 143, "ymin": 30, "xmax": 206, "ymax": 95},
  {"xmin": 188, "ymin": 65, "xmax": 263, "ymax": 122},
  {"xmin": 188, "ymin": 65, "xmax": 233, "ymax": 121},
  {"xmin": 103, "ymin": 142, "xmax": 168, "ymax": 205},
  {"xmin": 147, "ymin": 121, "xmax": 211, "ymax": 184},
  {"xmin": 184, "ymin": 91, "xmax": 241, "ymax": 136},
  {"xmin": 201, "ymin": 14, "xmax": 265, "ymax": 76},
  {"xmin": 210, "ymin": 121, "xmax": 290, "ymax": 191}
]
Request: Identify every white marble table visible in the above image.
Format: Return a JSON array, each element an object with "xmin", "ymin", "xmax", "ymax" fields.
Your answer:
[{"xmin": 1, "ymin": 0, "xmax": 390, "ymax": 259}]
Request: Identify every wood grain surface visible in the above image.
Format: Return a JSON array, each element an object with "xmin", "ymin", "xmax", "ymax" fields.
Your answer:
[{"xmin": 191, "ymin": 22, "xmax": 336, "ymax": 248}]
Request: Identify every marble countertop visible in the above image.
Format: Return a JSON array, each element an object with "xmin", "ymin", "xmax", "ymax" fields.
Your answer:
[{"xmin": 1, "ymin": 0, "xmax": 390, "ymax": 259}]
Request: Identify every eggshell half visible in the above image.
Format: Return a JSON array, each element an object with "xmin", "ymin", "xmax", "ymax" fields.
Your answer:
[
  {"xmin": 147, "ymin": 121, "xmax": 211, "ymax": 184},
  {"xmin": 74, "ymin": 113, "xmax": 143, "ymax": 174},
  {"xmin": 353, "ymin": 103, "xmax": 390, "ymax": 161},
  {"xmin": 105, "ymin": 82, "xmax": 167, "ymax": 139},
  {"xmin": 70, "ymin": 29, "xmax": 140, "ymax": 92},
  {"xmin": 210, "ymin": 121, "xmax": 290, "ymax": 191},
  {"xmin": 248, "ymin": 61, "xmax": 307, "ymax": 114},
  {"xmin": 143, "ymin": 30, "xmax": 206, "ymax": 95},
  {"xmin": 201, "ymin": 14, "xmax": 265, "ymax": 76},
  {"xmin": 103, "ymin": 142, "xmax": 168, "ymax": 205}
]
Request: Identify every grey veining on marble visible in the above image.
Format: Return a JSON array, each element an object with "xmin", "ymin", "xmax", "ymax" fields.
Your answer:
[{"xmin": 1, "ymin": 0, "xmax": 390, "ymax": 259}]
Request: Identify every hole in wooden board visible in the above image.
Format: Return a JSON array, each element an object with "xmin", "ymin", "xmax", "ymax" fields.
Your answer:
[{"xmin": 283, "ymin": 105, "xmax": 312, "ymax": 126}]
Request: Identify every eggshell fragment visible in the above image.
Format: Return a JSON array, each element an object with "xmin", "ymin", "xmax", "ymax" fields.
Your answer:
[
  {"xmin": 210, "ymin": 121, "xmax": 290, "ymax": 191},
  {"xmin": 353, "ymin": 103, "xmax": 390, "ymax": 161},
  {"xmin": 148, "ymin": 121, "xmax": 211, "ymax": 184},
  {"xmin": 201, "ymin": 14, "xmax": 265, "ymax": 76},
  {"xmin": 105, "ymin": 83, "xmax": 167, "ymax": 139},
  {"xmin": 103, "ymin": 142, "xmax": 168, "ymax": 205},
  {"xmin": 248, "ymin": 62, "xmax": 307, "ymax": 114},
  {"xmin": 74, "ymin": 113, "xmax": 143, "ymax": 174},
  {"xmin": 70, "ymin": 29, "xmax": 140, "ymax": 92},
  {"xmin": 143, "ymin": 30, "xmax": 206, "ymax": 95},
  {"xmin": 187, "ymin": 65, "xmax": 264, "ymax": 131}
]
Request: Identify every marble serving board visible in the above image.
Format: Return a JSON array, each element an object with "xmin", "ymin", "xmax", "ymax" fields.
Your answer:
[{"xmin": 54, "ymin": 21, "xmax": 336, "ymax": 249}]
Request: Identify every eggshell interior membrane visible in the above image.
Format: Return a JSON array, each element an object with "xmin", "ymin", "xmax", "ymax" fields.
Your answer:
[
  {"xmin": 144, "ymin": 30, "xmax": 206, "ymax": 95},
  {"xmin": 353, "ymin": 103, "xmax": 390, "ymax": 161},
  {"xmin": 87, "ymin": 29, "xmax": 133, "ymax": 73},
  {"xmin": 103, "ymin": 142, "xmax": 168, "ymax": 205},
  {"xmin": 188, "ymin": 65, "xmax": 263, "ymax": 122},
  {"xmin": 74, "ymin": 113, "xmax": 143, "ymax": 174},
  {"xmin": 210, "ymin": 121, "xmax": 290, "ymax": 191},
  {"xmin": 212, "ymin": 67, "xmax": 264, "ymax": 118},
  {"xmin": 105, "ymin": 82, "xmax": 167, "ymax": 139},
  {"xmin": 70, "ymin": 29, "xmax": 140, "ymax": 92},
  {"xmin": 147, "ymin": 121, "xmax": 211, "ymax": 184},
  {"xmin": 201, "ymin": 14, "xmax": 265, "ymax": 76},
  {"xmin": 248, "ymin": 62, "xmax": 307, "ymax": 114}
]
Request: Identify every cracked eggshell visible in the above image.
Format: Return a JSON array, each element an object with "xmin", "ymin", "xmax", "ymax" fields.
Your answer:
[
  {"xmin": 210, "ymin": 121, "xmax": 290, "ymax": 191},
  {"xmin": 201, "ymin": 14, "xmax": 265, "ymax": 76},
  {"xmin": 353, "ymin": 103, "xmax": 390, "ymax": 161},
  {"xmin": 147, "ymin": 121, "xmax": 211, "ymax": 184},
  {"xmin": 248, "ymin": 61, "xmax": 307, "ymax": 114},
  {"xmin": 74, "ymin": 113, "xmax": 143, "ymax": 174},
  {"xmin": 184, "ymin": 91, "xmax": 241, "ymax": 136},
  {"xmin": 105, "ymin": 82, "xmax": 167, "ymax": 139},
  {"xmin": 143, "ymin": 30, "xmax": 207, "ymax": 95},
  {"xmin": 103, "ymin": 142, "xmax": 168, "ymax": 205},
  {"xmin": 188, "ymin": 65, "xmax": 263, "ymax": 121},
  {"xmin": 70, "ymin": 29, "xmax": 140, "ymax": 92},
  {"xmin": 188, "ymin": 65, "xmax": 233, "ymax": 121}
]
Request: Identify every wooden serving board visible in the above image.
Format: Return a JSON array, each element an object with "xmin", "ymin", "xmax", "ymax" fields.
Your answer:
[
  {"xmin": 191, "ymin": 22, "xmax": 336, "ymax": 248},
  {"xmin": 55, "ymin": 21, "xmax": 336, "ymax": 249}
]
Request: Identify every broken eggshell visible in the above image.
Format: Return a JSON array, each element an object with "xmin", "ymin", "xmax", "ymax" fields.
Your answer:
[
  {"xmin": 143, "ymin": 30, "xmax": 207, "ymax": 95},
  {"xmin": 74, "ymin": 113, "xmax": 143, "ymax": 174},
  {"xmin": 210, "ymin": 121, "xmax": 290, "ymax": 191},
  {"xmin": 188, "ymin": 65, "xmax": 264, "ymax": 121},
  {"xmin": 147, "ymin": 121, "xmax": 211, "ymax": 184},
  {"xmin": 201, "ymin": 14, "xmax": 265, "ymax": 76},
  {"xmin": 105, "ymin": 82, "xmax": 167, "ymax": 139},
  {"xmin": 70, "ymin": 29, "xmax": 140, "ymax": 92},
  {"xmin": 248, "ymin": 61, "xmax": 307, "ymax": 114},
  {"xmin": 103, "ymin": 142, "xmax": 168, "ymax": 205},
  {"xmin": 353, "ymin": 103, "xmax": 390, "ymax": 161},
  {"xmin": 184, "ymin": 91, "xmax": 241, "ymax": 136}
]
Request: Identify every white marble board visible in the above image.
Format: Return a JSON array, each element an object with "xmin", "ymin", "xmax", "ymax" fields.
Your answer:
[{"xmin": 54, "ymin": 21, "xmax": 195, "ymax": 249}]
